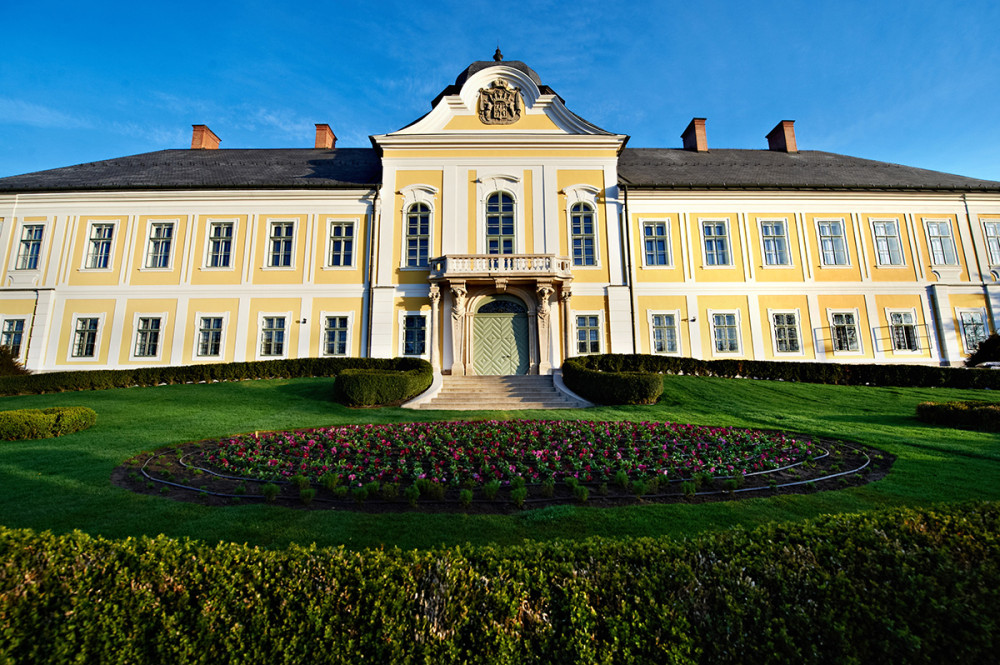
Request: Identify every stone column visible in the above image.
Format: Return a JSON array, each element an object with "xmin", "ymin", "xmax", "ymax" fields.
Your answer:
[
  {"xmin": 450, "ymin": 282, "xmax": 467, "ymax": 375},
  {"xmin": 560, "ymin": 286, "xmax": 573, "ymax": 363},
  {"xmin": 428, "ymin": 284, "xmax": 441, "ymax": 371},
  {"xmin": 536, "ymin": 282, "xmax": 555, "ymax": 374}
]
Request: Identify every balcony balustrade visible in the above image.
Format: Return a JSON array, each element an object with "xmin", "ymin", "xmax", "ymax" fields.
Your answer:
[{"xmin": 428, "ymin": 254, "xmax": 572, "ymax": 281}]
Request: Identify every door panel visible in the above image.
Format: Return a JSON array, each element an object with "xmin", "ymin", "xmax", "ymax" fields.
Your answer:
[{"xmin": 473, "ymin": 313, "xmax": 529, "ymax": 375}]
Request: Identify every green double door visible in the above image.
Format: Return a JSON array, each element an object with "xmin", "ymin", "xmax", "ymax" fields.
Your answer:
[{"xmin": 472, "ymin": 297, "xmax": 530, "ymax": 375}]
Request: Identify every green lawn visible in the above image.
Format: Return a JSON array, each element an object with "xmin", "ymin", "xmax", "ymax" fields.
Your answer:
[{"xmin": 0, "ymin": 375, "xmax": 997, "ymax": 550}]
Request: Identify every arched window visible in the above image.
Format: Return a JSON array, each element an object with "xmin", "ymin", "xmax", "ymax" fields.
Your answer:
[
  {"xmin": 405, "ymin": 203, "xmax": 431, "ymax": 267},
  {"xmin": 486, "ymin": 192, "xmax": 515, "ymax": 255},
  {"xmin": 570, "ymin": 202, "xmax": 596, "ymax": 266}
]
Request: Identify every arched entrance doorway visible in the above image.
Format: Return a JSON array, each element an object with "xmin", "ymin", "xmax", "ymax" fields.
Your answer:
[{"xmin": 472, "ymin": 294, "xmax": 530, "ymax": 375}]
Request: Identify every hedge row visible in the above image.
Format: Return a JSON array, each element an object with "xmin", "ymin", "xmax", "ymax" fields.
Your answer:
[
  {"xmin": 563, "ymin": 358, "xmax": 663, "ymax": 405},
  {"xmin": 916, "ymin": 400, "xmax": 1000, "ymax": 432},
  {"xmin": 332, "ymin": 358, "xmax": 434, "ymax": 406},
  {"xmin": 0, "ymin": 406, "xmax": 97, "ymax": 440},
  {"xmin": 1, "ymin": 503, "xmax": 997, "ymax": 664}
]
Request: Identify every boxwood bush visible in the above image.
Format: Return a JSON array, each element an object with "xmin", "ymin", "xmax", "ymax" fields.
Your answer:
[
  {"xmin": 916, "ymin": 400, "xmax": 1000, "ymax": 432},
  {"xmin": 0, "ymin": 502, "xmax": 997, "ymax": 663},
  {"xmin": 0, "ymin": 406, "xmax": 97, "ymax": 440},
  {"xmin": 332, "ymin": 358, "xmax": 433, "ymax": 407}
]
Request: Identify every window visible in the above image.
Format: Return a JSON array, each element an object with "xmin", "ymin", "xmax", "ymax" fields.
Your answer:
[
  {"xmin": 889, "ymin": 311, "xmax": 919, "ymax": 351},
  {"xmin": 570, "ymin": 203, "xmax": 596, "ymax": 266},
  {"xmin": 328, "ymin": 222, "xmax": 354, "ymax": 267},
  {"xmin": 486, "ymin": 192, "xmax": 515, "ymax": 255},
  {"xmin": 643, "ymin": 221, "xmax": 669, "ymax": 266},
  {"xmin": 650, "ymin": 313, "xmax": 678, "ymax": 354},
  {"xmin": 72, "ymin": 317, "xmax": 100, "ymax": 358},
  {"xmin": 198, "ymin": 317, "xmax": 223, "ymax": 357},
  {"xmin": 133, "ymin": 317, "xmax": 161, "ymax": 358},
  {"xmin": 16, "ymin": 225, "xmax": 43, "ymax": 270},
  {"xmin": 817, "ymin": 220, "xmax": 848, "ymax": 266},
  {"xmin": 760, "ymin": 220, "xmax": 789, "ymax": 266},
  {"xmin": 712, "ymin": 312, "xmax": 740, "ymax": 353},
  {"xmin": 207, "ymin": 222, "xmax": 233, "ymax": 268},
  {"xmin": 260, "ymin": 317, "xmax": 286, "ymax": 356},
  {"xmin": 576, "ymin": 315, "xmax": 601, "ymax": 354},
  {"xmin": 405, "ymin": 204, "xmax": 430, "ymax": 268},
  {"xmin": 831, "ymin": 312, "xmax": 860, "ymax": 352},
  {"xmin": 324, "ymin": 316, "xmax": 350, "ymax": 356},
  {"xmin": 926, "ymin": 220, "xmax": 957, "ymax": 265},
  {"xmin": 872, "ymin": 220, "xmax": 904, "ymax": 266},
  {"xmin": 1, "ymin": 319, "xmax": 25, "ymax": 357},
  {"xmin": 960, "ymin": 310, "xmax": 989, "ymax": 353},
  {"xmin": 702, "ymin": 221, "xmax": 730, "ymax": 266},
  {"xmin": 87, "ymin": 224, "xmax": 114, "ymax": 269},
  {"xmin": 983, "ymin": 220, "xmax": 1000, "ymax": 265},
  {"xmin": 268, "ymin": 222, "xmax": 294, "ymax": 267},
  {"xmin": 402, "ymin": 315, "xmax": 426, "ymax": 356},
  {"xmin": 145, "ymin": 223, "xmax": 174, "ymax": 268},
  {"xmin": 771, "ymin": 312, "xmax": 801, "ymax": 353}
]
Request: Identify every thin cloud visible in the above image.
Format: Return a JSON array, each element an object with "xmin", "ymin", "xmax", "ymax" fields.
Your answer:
[{"xmin": 0, "ymin": 98, "xmax": 92, "ymax": 129}]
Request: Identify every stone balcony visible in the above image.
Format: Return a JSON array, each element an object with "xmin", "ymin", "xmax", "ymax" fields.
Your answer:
[{"xmin": 428, "ymin": 254, "xmax": 573, "ymax": 282}]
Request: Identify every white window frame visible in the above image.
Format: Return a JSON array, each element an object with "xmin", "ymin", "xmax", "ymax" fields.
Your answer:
[
  {"xmin": 256, "ymin": 312, "xmax": 291, "ymax": 360},
  {"xmin": 982, "ymin": 219, "xmax": 1000, "ymax": 266},
  {"xmin": 193, "ymin": 312, "xmax": 230, "ymax": 360},
  {"xmin": 399, "ymin": 185, "xmax": 438, "ymax": 270},
  {"xmin": 82, "ymin": 220, "xmax": 118, "ymax": 271},
  {"xmin": 66, "ymin": 313, "xmax": 106, "ymax": 362},
  {"xmin": 564, "ymin": 184, "xmax": 602, "ymax": 269},
  {"xmin": 639, "ymin": 218, "xmax": 672, "ymax": 268},
  {"xmin": 264, "ymin": 220, "xmax": 297, "ymax": 270},
  {"xmin": 827, "ymin": 309, "xmax": 864, "ymax": 356},
  {"xmin": 324, "ymin": 218, "xmax": 358, "ymax": 270},
  {"xmin": 320, "ymin": 311, "xmax": 355, "ymax": 357},
  {"xmin": 815, "ymin": 218, "xmax": 851, "ymax": 267},
  {"xmin": 647, "ymin": 310, "xmax": 681, "ymax": 355},
  {"xmin": 572, "ymin": 310, "xmax": 606, "ymax": 356},
  {"xmin": 14, "ymin": 223, "xmax": 45, "ymax": 271},
  {"xmin": 870, "ymin": 218, "xmax": 906, "ymax": 267},
  {"xmin": 129, "ymin": 312, "xmax": 168, "ymax": 362},
  {"xmin": 202, "ymin": 218, "xmax": 238, "ymax": 271},
  {"xmin": 768, "ymin": 308, "xmax": 804, "ymax": 356},
  {"xmin": 923, "ymin": 218, "xmax": 959, "ymax": 266},
  {"xmin": 398, "ymin": 310, "xmax": 429, "ymax": 359},
  {"xmin": 956, "ymin": 307, "xmax": 990, "ymax": 355},
  {"xmin": 143, "ymin": 221, "xmax": 177, "ymax": 271},
  {"xmin": 700, "ymin": 219, "xmax": 733, "ymax": 267},
  {"xmin": 708, "ymin": 309, "xmax": 742, "ymax": 355},
  {"xmin": 885, "ymin": 308, "xmax": 921, "ymax": 353},
  {"xmin": 475, "ymin": 173, "xmax": 524, "ymax": 254},
  {"xmin": 758, "ymin": 218, "xmax": 793, "ymax": 267},
  {"xmin": 0, "ymin": 314, "xmax": 31, "ymax": 363}
]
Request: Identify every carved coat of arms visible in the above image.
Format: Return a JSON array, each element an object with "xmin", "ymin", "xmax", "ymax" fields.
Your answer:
[{"xmin": 478, "ymin": 79, "xmax": 521, "ymax": 125}]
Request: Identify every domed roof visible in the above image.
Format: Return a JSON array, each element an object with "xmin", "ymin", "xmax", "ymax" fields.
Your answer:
[{"xmin": 431, "ymin": 50, "xmax": 559, "ymax": 106}]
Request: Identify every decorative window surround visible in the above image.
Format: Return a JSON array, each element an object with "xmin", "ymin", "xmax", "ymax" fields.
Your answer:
[
  {"xmin": 924, "ymin": 219, "xmax": 958, "ymax": 266},
  {"xmin": 768, "ymin": 309, "xmax": 804, "ymax": 356},
  {"xmin": 573, "ymin": 311, "xmax": 605, "ymax": 355},
  {"xmin": 982, "ymin": 219, "xmax": 1000, "ymax": 266},
  {"xmin": 326, "ymin": 220, "xmax": 356, "ymax": 268},
  {"xmin": 870, "ymin": 218, "xmax": 905, "ymax": 267},
  {"xmin": 699, "ymin": 219, "xmax": 733, "ymax": 267},
  {"xmin": 640, "ymin": 219, "xmax": 671, "ymax": 268},
  {"xmin": 129, "ymin": 312, "xmax": 168, "ymax": 361},
  {"xmin": 0, "ymin": 316, "xmax": 29, "ymax": 362},
  {"xmin": 827, "ymin": 309, "xmax": 863, "ymax": 355},
  {"xmin": 886, "ymin": 308, "xmax": 920, "ymax": 353},
  {"xmin": 398, "ymin": 311, "xmax": 428, "ymax": 358},
  {"xmin": 15, "ymin": 224, "xmax": 44, "ymax": 271},
  {"xmin": 143, "ymin": 221, "xmax": 176, "ymax": 270},
  {"xmin": 82, "ymin": 221, "xmax": 117, "ymax": 271},
  {"xmin": 758, "ymin": 218, "xmax": 792, "ymax": 267},
  {"xmin": 265, "ymin": 220, "xmax": 296, "ymax": 269},
  {"xmin": 256, "ymin": 313, "xmax": 291, "ymax": 360},
  {"xmin": 203, "ymin": 219, "xmax": 237, "ymax": 270},
  {"xmin": 399, "ymin": 184, "xmax": 437, "ymax": 269},
  {"xmin": 194, "ymin": 313, "xmax": 229, "ymax": 359},
  {"xmin": 321, "ymin": 311, "xmax": 354, "ymax": 356},
  {"xmin": 708, "ymin": 309, "xmax": 742, "ymax": 355},
  {"xmin": 564, "ymin": 184, "xmax": 602, "ymax": 269},
  {"xmin": 475, "ymin": 173, "xmax": 524, "ymax": 254},
  {"xmin": 647, "ymin": 310, "xmax": 681, "ymax": 355},
  {"xmin": 816, "ymin": 218, "xmax": 850, "ymax": 267},
  {"xmin": 67, "ymin": 314, "xmax": 105, "ymax": 362}
]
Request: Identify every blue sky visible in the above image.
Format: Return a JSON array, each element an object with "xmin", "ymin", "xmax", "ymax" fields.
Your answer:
[{"xmin": 2, "ymin": 0, "xmax": 999, "ymax": 181}]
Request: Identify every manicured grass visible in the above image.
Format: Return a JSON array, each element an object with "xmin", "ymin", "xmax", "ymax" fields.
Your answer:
[{"xmin": 0, "ymin": 375, "xmax": 997, "ymax": 550}]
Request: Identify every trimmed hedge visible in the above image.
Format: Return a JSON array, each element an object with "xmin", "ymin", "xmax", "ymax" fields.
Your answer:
[
  {"xmin": 1, "ymin": 503, "xmax": 998, "ymax": 663},
  {"xmin": 0, "ymin": 406, "xmax": 97, "ymax": 440},
  {"xmin": 916, "ymin": 400, "xmax": 1000, "ymax": 432},
  {"xmin": 332, "ymin": 358, "xmax": 434, "ymax": 406},
  {"xmin": 563, "ymin": 358, "xmax": 663, "ymax": 405}
]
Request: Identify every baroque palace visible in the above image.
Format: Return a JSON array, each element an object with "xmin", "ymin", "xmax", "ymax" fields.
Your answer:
[{"xmin": 2, "ymin": 52, "xmax": 1000, "ymax": 376}]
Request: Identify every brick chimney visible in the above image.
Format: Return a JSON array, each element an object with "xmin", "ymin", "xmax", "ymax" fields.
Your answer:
[
  {"xmin": 681, "ymin": 118, "xmax": 708, "ymax": 152},
  {"xmin": 190, "ymin": 125, "xmax": 220, "ymax": 150},
  {"xmin": 314, "ymin": 124, "xmax": 337, "ymax": 149},
  {"xmin": 766, "ymin": 120, "xmax": 797, "ymax": 153}
]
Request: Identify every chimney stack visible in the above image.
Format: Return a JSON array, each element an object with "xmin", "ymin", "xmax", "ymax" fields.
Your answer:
[
  {"xmin": 681, "ymin": 118, "xmax": 708, "ymax": 152},
  {"xmin": 766, "ymin": 120, "xmax": 797, "ymax": 153},
  {"xmin": 315, "ymin": 124, "xmax": 337, "ymax": 149},
  {"xmin": 190, "ymin": 125, "xmax": 220, "ymax": 150}
]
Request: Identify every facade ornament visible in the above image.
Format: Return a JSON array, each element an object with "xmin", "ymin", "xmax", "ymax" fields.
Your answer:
[
  {"xmin": 494, "ymin": 277, "xmax": 508, "ymax": 292},
  {"xmin": 451, "ymin": 283, "xmax": 467, "ymax": 320},
  {"xmin": 478, "ymin": 79, "xmax": 521, "ymax": 125},
  {"xmin": 536, "ymin": 283, "xmax": 554, "ymax": 320},
  {"xmin": 429, "ymin": 283, "xmax": 441, "ymax": 305}
]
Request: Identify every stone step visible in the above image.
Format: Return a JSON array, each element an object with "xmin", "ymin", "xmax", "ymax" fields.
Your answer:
[{"xmin": 419, "ymin": 374, "xmax": 587, "ymax": 410}]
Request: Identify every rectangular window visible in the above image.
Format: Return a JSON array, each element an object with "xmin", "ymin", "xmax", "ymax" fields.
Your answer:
[
  {"xmin": 872, "ymin": 220, "xmax": 904, "ymax": 266},
  {"xmin": 324, "ymin": 316, "xmax": 349, "ymax": 356},
  {"xmin": 145, "ymin": 223, "xmax": 174, "ymax": 268},
  {"xmin": 1, "ymin": 319, "xmax": 25, "ymax": 357},
  {"xmin": 643, "ymin": 221, "xmax": 669, "ymax": 266},
  {"xmin": 208, "ymin": 222, "xmax": 233, "ymax": 268},
  {"xmin": 712, "ymin": 313, "xmax": 740, "ymax": 353},
  {"xmin": 650, "ymin": 313, "xmax": 678, "ymax": 354},
  {"xmin": 960, "ymin": 311, "xmax": 989, "ymax": 353},
  {"xmin": 198, "ymin": 317, "xmax": 224, "ymax": 357},
  {"xmin": 72, "ymin": 317, "xmax": 100, "ymax": 358},
  {"xmin": 260, "ymin": 317, "xmax": 286, "ymax": 356},
  {"xmin": 571, "ymin": 204, "xmax": 596, "ymax": 266},
  {"xmin": 576, "ymin": 315, "xmax": 601, "ymax": 354},
  {"xmin": 16, "ymin": 225, "xmax": 43, "ymax": 270},
  {"xmin": 926, "ymin": 220, "xmax": 957, "ymax": 265},
  {"xmin": 831, "ymin": 312, "xmax": 860, "ymax": 352},
  {"xmin": 702, "ymin": 221, "xmax": 730, "ymax": 266},
  {"xmin": 772, "ymin": 312, "xmax": 801, "ymax": 353},
  {"xmin": 87, "ymin": 224, "xmax": 114, "ymax": 269},
  {"xmin": 328, "ymin": 222, "xmax": 354, "ymax": 267},
  {"xmin": 402, "ymin": 315, "xmax": 426, "ymax": 356},
  {"xmin": 133, "ymin": 317, "xmax": 161, "ymax": 357},
  {"xmin": 268, "ymin": 222, "xmax": 294, "ymax": 267},
  {"xmin": 983, "ymin": 221, "xmax": 1000, "ymax": 265},
  {"xmin": 889, "ymin": 311, "xmax": 919, "ymax": 351},
  {"xmin": 406, "ymin": 204, "xmax": 430, "ymax": 268},
  {"xmin": 818, "ymin": 220, "xmax": 848, "ymax": 266},
  {"xmin": 760, "ymin": 220, "xmax": 789, "ymax": 266}
]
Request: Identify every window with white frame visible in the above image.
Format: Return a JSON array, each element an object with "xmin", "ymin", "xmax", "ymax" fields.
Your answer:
[
  {"xmin": 324, "ymin": 316, "xmax": 350, "ymax": 356},
  {"xmin": 260, "ymin": 316, "xmax": 286, "ymax": 356},
  {"xmin": 771, "ymin": 312, "xmax": 801, "ymax": 353},
  {"xmin": 983, "ymin": 220, "xmax": 1000, "ymax": 265},
  {"xmin": 830, "ymin": 312, "xmax": 860, "ymax": 353},
  {"xmin": 16, "ymin": 225, "xmax": 43, "ymax": 270},
  {"xmin": 576, "ymin": 315, "xmax": 602, "ymax": 355},
  {"xmin": 207, "ymin": 221, "xmax": 234, "ymax": 268},
  {"xmin": 643, "ymin": 221, "xmax": 669, "ymax": 266},
  {"xmin": 402, "ymin": 314, "xmax": 426, "ymax": 356},
  {"xmin": 760, "ymin": 220, "xmax": 790, "ymax": 266},
  {"xmin": 711, "ymin": 312, "xmax": 740, "ymax": 353},
  {"xmin": 959, "ymin": 310, "xmax": 989, "ymax": 353},
  {"xmin": 817, "ymin": 220, "xmax": 848, "ymax": 266},
  {"xmin": 145, "ymin": 222, "xmax": 174, "ymax": 268},
  {"xmin": 268, "ymin": 222, "xmax": 295, "ymax": 267},
  {"xmin": 328, "ymin": 221, "xmax": 354, "ymax": 267},
  {"xmin": 872, "ymin": 220, "xmax": 904, "ymax": 266},
  {"xmin": 133, "ymin": 317, "xmax": 161, "ymax": 358},
  {"xmin": 702, "ymin": 221, "xmax": 730, "ymax": 266},
  {"xmin": 1, "ymin": 319, "xmax": 25, "ymax": 357},
  {"xmin": 649, "ymin": 313, "xmax": 678, "ymax": 354},
  {"xmin": 405, "ymin": 204, "xmax": 430, "ymax": 268},
  {"xmin": 486, "ymin": 192, "xmax": 515, "ymax": 255},
  {"xmin": 86, "ymin": 224, "xmax": 114, "ymax": 269},
  {"xmin": 889, "ymin": 311, "xmax": 919, "ymax": 351},
  {"xmin": 925, "ymin": 220, "xmax": 958, "ymax": 265},
  {"xmin": 570, "ymin": 203, "xmax": 596, "ymax": 266},
  {"xmin": 72, "ymin": 317, "xmax": 100, "ymax": 357},
  {"xmin": 198, "ymin": 317, "xmax": 224, "ymax": 357}
]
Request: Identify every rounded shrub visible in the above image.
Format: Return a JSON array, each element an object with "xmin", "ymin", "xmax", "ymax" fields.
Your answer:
[{"xmin": 0, "ymin": 406, "xmax": 97, "ymax": 441}]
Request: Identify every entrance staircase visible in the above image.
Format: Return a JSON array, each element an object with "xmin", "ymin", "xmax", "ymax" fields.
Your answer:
[{"xmin": 418, "ymin": 375, "xmax": 589, "ymax": 410}]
